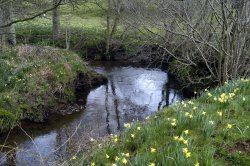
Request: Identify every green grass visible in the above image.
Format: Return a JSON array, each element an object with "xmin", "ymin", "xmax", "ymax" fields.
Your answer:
[
  {"xmin": 80, "ymin": 79, "xmax": 250, "ymax": 166},
  {"xmin": 14, "ymin": 2, "xmax": 106, "ymax": 50},
  {"xmin": 0, "ymin": 45, "xmax": 91, "ymax": 132},
  {"xmin": 14, "ymin": 3, "xmax": 146, "ymax": 58}
]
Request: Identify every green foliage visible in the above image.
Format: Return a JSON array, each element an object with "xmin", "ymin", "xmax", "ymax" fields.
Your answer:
[
  {"xmin": 84, "ymin": 79, "xmax": 250, "ymax": 166},
  {"xmin": 0, "ymin": 109, "xmax": 17, "ymax": 131}
]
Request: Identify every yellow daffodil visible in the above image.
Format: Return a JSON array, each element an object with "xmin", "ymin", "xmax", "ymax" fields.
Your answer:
[
  {"xmin": 91, "ymin": 163, "xmax": 95, "ymax": 166},
  {"xmin": 184, "ymin": 130, "xmax": 189, "ymax": 135},
  {"xmin": 213, "ymin": 97, "xmax": 217, "ymax": 101},
  {"xmin": 137, "ymin": 126, "xmax": 141, "ymax": 130},
  {"xmin": 112, "ymin": 164, "xmax": 117, "ymax": 166},
  {"xmin": 229, "ymin": 93, "xmax": 235, "ymax": 98},
  {"xmin": 188, "ymin": 101, "xmax": 194, "ymax": 105},
  {"xmin": 183, "ymin": 140, "xmax": 188, "ymax": 145},
  {"xmin": 179, "ymin": 136, "xmax": 184, "ymax": 141},
  {"xmin": 243, "ymin": 97, "xmax": 246, "ymax": 101},
  {"xmin": 149, "ymin": 163, "xmax": 155, "ymax": 166},
  {"xmin": 72, "ymin": 156, "xmax": 76, "ymax": 160},
  {"xmin": 209, "ymin": 120, "xmax": 214, "ymax": 125},
  {"xmin": 185, "ymin": 112, "xmax": 190, "ymax": 116},
  {"xmin": 189, "ymin": 115, "xmax": 193, "ymax": 119},
  {"xmin": 193, "ymin": 106, "xmax": 197, "ymax": 110},
  {"xmin": 131, "ymin": 134, "xmax": 135, "ymax": 138},
  {"xmin": 121, "ymin": 158, "xmax": 127, "ymax": 164},
  {"xmin": 154, "ymin": 115, "xmax": 158, "ymax": 119},
  {"xmin": 174, "ymin": 136, "xmax": 179, "ymax": 141},
  {"xmin": 114, "ymin": 138, "xmax": 118, "ymax": 143},
  {"xmin": 182, "ymin": 101, "xmax": 187, "ymax": 107},
  {"xmin": 151, "ymin": 148, "xmax": 156, "ymax": 153},
  {"xmin": 202, "ymin": 111, "xmax": 206, "ymax": 115},
  {"xmin": 182, "ymin": 148, "xmax": 188, "ymax": 153},
  {"xmin": 234, "ymin": 88, "xmax": 239, "ymax": 93},
  {"xmin": 146, "ymin": 116, "xmax": 150, "ymax": 120},
  {"xmin": 185, "ymin": 152, "xmax": 191, "ymax": 158},
  {"xmin": 125, "ymin": 153, "xmax": 130, "ymax": 157},
  {"xmin": 106, "ymin": 154, "xmax": 110, "ymax": 159},
  {"xmin": 227, "ymin": 124, "xmax": 233, "ymax": 129},
  {"xmin": 194, "ymin": 162, "xmax": 199, "ymax": 166},
  {"xmin": 124, "ymin": 123, "xmax": 131, "ymax": 128},
  {"xmin": 208, "ymin": 93, "xmax": 212, "ymax": 97},
  {"xmin": 217, "ymin": 111, "xmax": 222, "ymax": 117},
  {"xmin": 172, "ymin": 118, "xmax": 177, "ymax": 122},
  {"xmin": 171, "ymin": 122, "xmax": 176, "ymax": 126},
  {"xmin": 115, "ymin": 156, "xmax": 120, "ymax": 162}
]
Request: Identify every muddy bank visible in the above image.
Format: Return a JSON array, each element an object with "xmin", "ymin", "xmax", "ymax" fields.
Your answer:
[{"xmin": 50, "ymin": 71, "xmax": 108, "ymax": 116}]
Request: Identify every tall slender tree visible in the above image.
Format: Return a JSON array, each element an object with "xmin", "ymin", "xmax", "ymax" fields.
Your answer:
[
  {"xmin": 52, "ymin": 0, "xmax": 60, "ymax": 40},
  {"xmin": 7, "ymin": 2, "xmax": 16, "ymax": 45},
  {"xmin": 0, "ymin": 6, "xmax": 6, "ymax": 51}
]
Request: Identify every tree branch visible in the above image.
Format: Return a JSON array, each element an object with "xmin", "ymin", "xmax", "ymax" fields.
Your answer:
[{"xmin": 0, "ymin": 0, "xmax": 63, "ymax": 28}]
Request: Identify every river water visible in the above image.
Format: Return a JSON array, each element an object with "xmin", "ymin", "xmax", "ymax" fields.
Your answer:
[{"xmin": 0, "ymin": 62, "xmax": 184, "ymax": 165}]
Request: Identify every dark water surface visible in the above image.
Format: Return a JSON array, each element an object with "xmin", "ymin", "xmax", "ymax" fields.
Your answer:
[{"xmin": 0, "ymin": 62, "xmax": 184, "ymax": 165}]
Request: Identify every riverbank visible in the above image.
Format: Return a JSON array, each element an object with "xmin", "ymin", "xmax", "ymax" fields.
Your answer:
[
  {"xmin": 81, "ymin": 78, "xmax": 250, "ymax": 165},
  {"xmin": 0, "ymin": 45, "xmax": 107, "ymax": 132}
]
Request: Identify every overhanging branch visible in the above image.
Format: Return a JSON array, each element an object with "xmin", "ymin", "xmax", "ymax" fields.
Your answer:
[{"xmin": 0, "ymin": 0, "xmax": 63, "ymax": 29}]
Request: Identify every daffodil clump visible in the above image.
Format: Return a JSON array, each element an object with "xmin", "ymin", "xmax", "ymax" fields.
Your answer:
[{"xmin": 83, "ymin": 78, "xmax": 250, "ymax": 166}]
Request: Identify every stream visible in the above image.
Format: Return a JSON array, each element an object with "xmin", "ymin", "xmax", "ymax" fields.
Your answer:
[{"xmin": 0, "ymin": 62, "xmax": 184, "ymax": 165}]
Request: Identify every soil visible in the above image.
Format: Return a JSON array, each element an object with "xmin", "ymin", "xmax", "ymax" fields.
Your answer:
[{"xmin": 229, "ymin": 139, "xmax": 250, "ymax": 155}]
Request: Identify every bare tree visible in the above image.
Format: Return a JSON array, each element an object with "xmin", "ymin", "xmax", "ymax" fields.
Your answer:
[{"xmin": 120, "ymin": 0, "xmax": 250, "ymax": 84}]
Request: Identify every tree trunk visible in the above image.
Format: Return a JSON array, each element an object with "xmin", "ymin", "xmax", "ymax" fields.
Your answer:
[
  {"xmin": 0, "ymin": 6, "xmax": 7, "ymax": 51},
  {"xmin": 52, "ymin": 0, "xmax": 60, "ymax": 40},
  {"xmin": 65, "ymin": 15, "xmax": 71, "ymax": 50},
  {"xmin": 105, "ymin": 0, "xmax": 111, "ymax": 57},
  {"xmin": 7, "ymin": 2, "xmax": 16, "ymax": 45}
]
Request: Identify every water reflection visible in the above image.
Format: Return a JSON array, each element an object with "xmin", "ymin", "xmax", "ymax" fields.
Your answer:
[{"xmin": 0, "ymin": 62, "xmax": 183, "ymax": 165}]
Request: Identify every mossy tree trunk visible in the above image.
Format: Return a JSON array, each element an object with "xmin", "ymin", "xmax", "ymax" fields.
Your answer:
[
  {"xmin": 52, "ymin": 0, "xmax": 60, "ymax": 40},
  {"xmin": 0, "ymin": 6, "xmax": 7, "ymax": 51},
  {"xmin": 7, "ymin": 2, "xmax": 16, "ymax": 45}
]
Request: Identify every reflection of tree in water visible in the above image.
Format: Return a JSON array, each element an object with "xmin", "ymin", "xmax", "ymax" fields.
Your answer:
[
  {"xmin": 110, "ymin": 76, "xmax": 121, "ymax": 131},
  {"xmin": 54, "ymin": 127, "xmax": 68, "ymax": 163},
  {"xmin": 158, "ymin": 82, "xmax": 180, "ymax": 110},
  {"xmin": 105, "ymin": 82, "xmax": 111, "ymax": 134},
  {"xmin": 6, "ymin": 148, "xmax": 16, "ymax": 166},
  {"xmin": 158, "ymin": 82, "xmax": 169, "ymax": 110}
]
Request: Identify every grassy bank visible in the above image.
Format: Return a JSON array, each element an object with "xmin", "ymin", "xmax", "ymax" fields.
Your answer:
[
  {"xmin": 81, "ymin": 78, "xmax": 250, "ymax": 166},
  {"xmin": 0, "ymin": 45, "xmax": 104, "ymax": 132}
]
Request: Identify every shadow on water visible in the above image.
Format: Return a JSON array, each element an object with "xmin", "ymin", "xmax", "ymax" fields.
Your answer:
[{"xmin": 0, "ymin": 61, "xmax": 185, "ymax": 165}]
